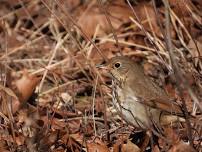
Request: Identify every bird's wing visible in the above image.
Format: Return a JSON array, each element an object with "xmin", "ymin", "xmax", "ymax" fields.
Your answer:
[
  {"xmin": 146, "ymin": 80, "xmax": 183, "ymax": 115},
  {"xmin": 140, "ymin": 97, "xmax": 183, "ymax": 115},
  {"xmin": 128, "ymin": 80, "xmax": 183, "ymax": 114},
  {"xmin": 126, "ymin": 62, "xmax": 183, "ymax": 115}
]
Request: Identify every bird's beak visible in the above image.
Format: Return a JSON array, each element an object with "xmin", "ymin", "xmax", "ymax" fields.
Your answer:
[
  {"xmin": 96, "ymin": 63, "xmax": 108, "ymax": 70},
  {"xmin": 96, "ymin": 63, "xmax": 112, "ymax": 78}
]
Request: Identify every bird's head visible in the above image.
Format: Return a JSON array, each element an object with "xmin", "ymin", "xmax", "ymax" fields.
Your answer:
[{"xmin": 105, "ymin": 56, "xmax": 134, "ymax": 82}]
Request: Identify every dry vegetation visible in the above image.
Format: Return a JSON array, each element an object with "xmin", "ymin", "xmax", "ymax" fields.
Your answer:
[{"xmin": 0, "ymin": 0, "xmax": 202, "ymax": 151}]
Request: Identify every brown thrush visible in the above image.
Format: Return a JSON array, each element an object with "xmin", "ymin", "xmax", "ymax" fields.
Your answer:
[{"xmin": 105, "ymin": 56, "xmax": 184, "ymax": 129}]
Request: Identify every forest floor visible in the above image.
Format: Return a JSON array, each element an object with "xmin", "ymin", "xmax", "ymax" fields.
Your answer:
[{"xmin": 0, "ymin": 0, "xmax": 202, "ymax": 151}]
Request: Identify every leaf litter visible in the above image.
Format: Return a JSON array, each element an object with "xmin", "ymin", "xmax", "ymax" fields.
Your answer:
[{"xmin": 0, "ymin": 0, "xmax": 201, "ymax": 151}]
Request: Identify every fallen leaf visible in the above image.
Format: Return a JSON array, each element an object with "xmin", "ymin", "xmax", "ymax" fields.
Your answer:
[
  {"xmin": 0, "ymin": 85, "xmax": 20, "ymax": 115},
  {"xmin": 169, "ymin": 141, "xmax": 197, "ymax": 152},
  {"xmin": 168, "ymin": 0, "xmax": 193, "ymax": 17},
  {"xmin": 77, "ymin": 1, "xmax": 132, "ymax": 37},
  {"xmin": 87, "ymin": 142, "xmax": 109, "ymax": 152},
  {"xmin": 0, "ymin": 84, "xmax": 18, "ymax": 100},
  {"xmin": 122, "ymin": 140, "xmax": 140, "ymax": 152},
  {"xmin": 15, "ymin": 70, "xmax": 41, "ymax": 103}
]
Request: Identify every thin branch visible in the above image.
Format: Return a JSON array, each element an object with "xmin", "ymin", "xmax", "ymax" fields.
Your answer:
[
  {"xmin": 92, "ymin": 75, "xmax": 98, "ymax": 136},
  {"xmin": 162, "ymin": 0, "xmax": 194, "ymax": 146},
  {"xmin": 97, "ymin": 0, "xmax": 123, "ymax": 56},
  {"xmin": 53, "ymin": 0, "xmax": 108, "ymax": 62}
]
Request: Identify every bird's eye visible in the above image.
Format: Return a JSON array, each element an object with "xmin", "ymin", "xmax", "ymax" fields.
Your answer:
[{"xmin": 114, "ymin": 62, "xmax": 121, "ymax": 68}]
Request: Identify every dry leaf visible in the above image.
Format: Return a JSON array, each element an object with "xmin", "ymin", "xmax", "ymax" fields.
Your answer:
[
  {"xmin": 15, "ymin": 71, "xmax": 41, "ymax": 103},
  {"xmin": 0, "ymin": 84, "xmax": 20, "ymax": 115},
  {"xmin": 169, "ymin": 141, "xmax": 197, "ymax": 152},
  {"xmin": 87, "ymin": 142, "xmax": 109, "ymax": 152},
  {"xmin": 133, "ymin": 3, "xmax": 161, "ymax": 36},
  {"xmin": 122, "ymin": 140, "xmax": 141, "ymax": 152},
  {"xmin": 0, "ymin": 84, "xmax": 18, "ymax": 100},
  {"xmin": 168, "ymin": 0, "xmax": 193, "ymax": 17},
  {"xmin": 158, "ymin": 127, "xmax": 180, "ymax": 150},
  {"xmin": 77, "ymin": 1, "xmax": 132, "ymax": 37}
]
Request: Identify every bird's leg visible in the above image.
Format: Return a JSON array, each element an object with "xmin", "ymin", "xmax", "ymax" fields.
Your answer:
[{"xmin": 139, "ymin": 130, "xmax": 151, "ymax": 152}]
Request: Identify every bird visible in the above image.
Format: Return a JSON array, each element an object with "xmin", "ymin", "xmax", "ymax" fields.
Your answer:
[{"xmin": 104, "ymin": 56, "xmax": 184, "ymax": 130}]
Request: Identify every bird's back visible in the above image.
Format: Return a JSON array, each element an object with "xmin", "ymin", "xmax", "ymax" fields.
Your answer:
[{"xmin": 125, "ymin": 62, "xmax": 182, "ymax": 114}]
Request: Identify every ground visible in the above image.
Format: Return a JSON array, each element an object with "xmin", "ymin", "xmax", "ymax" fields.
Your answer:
[{"xmin": 0, "ymin": 0, "xmax": 201, "ymax": 151}]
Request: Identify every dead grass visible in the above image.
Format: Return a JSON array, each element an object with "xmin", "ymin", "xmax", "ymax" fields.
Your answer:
[{"xmin": 0, "ymin": 0, "xmax": 201, "ymax": 151}]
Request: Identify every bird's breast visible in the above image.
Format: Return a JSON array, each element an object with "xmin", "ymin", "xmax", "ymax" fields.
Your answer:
[{"xmin": 113, "ymin": 86, "xmax": 161, "ymax": 128}]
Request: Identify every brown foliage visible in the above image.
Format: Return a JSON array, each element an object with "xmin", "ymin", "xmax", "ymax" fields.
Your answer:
[{"xmin": 0, "ymin": 0, "xmax": 201, "ymax": 151}]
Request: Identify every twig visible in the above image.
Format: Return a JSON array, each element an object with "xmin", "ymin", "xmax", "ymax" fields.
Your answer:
[
  {"xmin": 126, "ymin": 0, "xmax": 173, "ymax": 73},
  {"xmin": 92, "ymin": 75, "xmax": 98, "ymax": 136},
  {"xmin": 162, "ymin": 0, "xmax": 194, "ymax": 146},
  {"xmin": 38, "ymin": 33, "xmax": 65, "ymax": 92},
  {"xmin": 97, "ymin": 0, "xmax": 123, "ymax": 56},
  {"xmin": 40, "ymin": 0, "xmax": 83, "ymax": 53},
  {"xmin": 0, "ymin": 35, "xmax": 45, "ymax": 60},
  {"xmin": 53, "ymin": 0, "xmax": 108, "ymax": 62}
]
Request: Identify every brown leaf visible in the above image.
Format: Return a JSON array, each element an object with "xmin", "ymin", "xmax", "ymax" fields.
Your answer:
[
  {"xmin": 168, "ymin": 0, "xmax": 193, "ymax": 17},
  {"xmin": 40, "ymin": 116, "xmax": 66, "ymax": 130},
  {"xmin": 0, "ymin": 84, "xmax": 18, "ymax": 100},
  {"xmin": 15, "ymin": 135, "xmax": 25, "ymax": 146},
  {"xmin": 74, "ymin": 96, "xmax": 92, "ymax": 112},
  {"xmin": 77, "ymin": 1, "xmax": 132, "ymax": 37},
  {"xmin": 87, "ymin": 142, "xmax": 109, "ymax": 152},
  {"xmin": 158, "ymin": 127, "xmax": 180, "ymax": 150},
  {"xmin": 0, "ymin": 140, "xmax": 10, "ymax": 152},
  {"xmin": 164, "ymin": 127, "xmax": 180, "ymax": 144},
  {"xmin": 122, "ymin": 140, "xmax": 141, "ymax": 152},
  {"xmin": 15, "ymin": 71, "xmax": 41, "ymax": 103},
  {"xmin": 152, "ymin": 145, "xmax": 161, "ymax": 152},
  {"xmin": 69, "ymin": 133, "xmax": 83, "ymax": 145},
  {"xmin": 0, "ymin": 85, "xmax": 20, "ymax": 115},
  {"xmin": 133, "ymin": 3, "xmax": 161, "ymax": 36},
  {"xmin": 169, "ymin": 141, "xmax": 197, "ymax": 152},
  {"xmin": 187, "ymin": 40, "xmax": 202, "ymax": 65}
]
